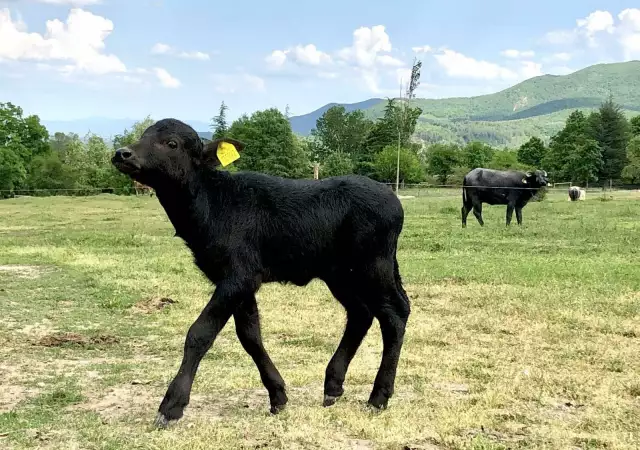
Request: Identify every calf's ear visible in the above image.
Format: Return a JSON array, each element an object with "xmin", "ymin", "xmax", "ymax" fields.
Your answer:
[{"xmin": 201, "ymin": 138, "xmax": 246, "ymax": 167}]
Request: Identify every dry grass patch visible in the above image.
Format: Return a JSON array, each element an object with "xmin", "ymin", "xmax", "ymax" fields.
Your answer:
[{"xmin": 36, "ymin": 332, "xmax": 119, "ymax": 348}]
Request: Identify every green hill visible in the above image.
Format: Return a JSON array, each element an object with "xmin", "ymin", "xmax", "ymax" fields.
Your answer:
[{"xmin": 289, "ymin": 61, "xmax": 640, "ymax": 147}]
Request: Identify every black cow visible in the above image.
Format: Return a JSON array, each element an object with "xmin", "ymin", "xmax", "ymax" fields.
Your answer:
[
  {"xmin": 111, "ymin": 118, "xmax": 410, "ymax": 428},
  {"xmin": 461, "ymin": 168, "xmax": 549, "ymax": 227}
]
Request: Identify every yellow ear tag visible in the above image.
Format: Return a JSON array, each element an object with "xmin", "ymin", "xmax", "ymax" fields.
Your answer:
[{"xmin": 216, "ymin": 141, "xmax": 240, "ymax": 167}]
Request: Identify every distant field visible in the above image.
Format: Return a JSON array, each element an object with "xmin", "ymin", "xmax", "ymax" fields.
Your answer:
[{"xmin": 1, "ymin": 191, "xmax": 639, "ymax": 449}]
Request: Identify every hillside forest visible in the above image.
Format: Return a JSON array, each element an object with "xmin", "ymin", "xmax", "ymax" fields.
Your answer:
[{"xmin": 1, "ymin": 95, "xmax": 640, "ymax": 197}]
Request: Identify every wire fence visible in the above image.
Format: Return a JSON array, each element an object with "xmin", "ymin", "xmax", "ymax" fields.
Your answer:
[{"xmin": 2, "ymin": 182, "xmax": 640, "ymax": 200}]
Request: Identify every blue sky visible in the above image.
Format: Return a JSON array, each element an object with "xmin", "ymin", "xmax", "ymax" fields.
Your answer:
[{"xmin": 0, "ymin": 0, "xmax": 639, "ymax": 124}]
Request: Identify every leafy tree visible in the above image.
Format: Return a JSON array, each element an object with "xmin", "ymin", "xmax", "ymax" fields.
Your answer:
[
  {"xmin": 320, "ymin": 152, "xmax": 354, "ymax": 178},
  {"xmin": 0, "ymin": 102, "xmax": 49, "ymax": 193},
  {"xmin": 310, "ymin": 106, "xmax": 373, "ymax": 163},
  {"xmin": 112, "ymin": 116, "xmax": 155, "ymax": 149},
  {"xmin": 631, "ymin": 115, "xmax": 640, "ymax": 137},
  {"xmin": 588, "ymin": 96, "xmax": 630, "ymax": 180},
  {"xmin": 365, "ymin": 98, "xmax": 423, "ymax": 155},
  {"xmin": 489, "ymin": 149, "xmax": 523, "ymax": 170},
  {"xmin": 622, "ymin": 136, "xmax": 640, "ymax": 183},
  {"xmin": 0, "ymin": 147, "xmax": 26, "ymax": 194},
  {"xmin": 543, "ymin": 110, "xmax": 590, "ymax": 179},
  {"xmin": 462, "ymin": 141, "xmax": 494, "ymax": 169},
  {"xmin": 211, "ymin": 101, "xmax": 229, "ymax": 139},
  {"xmin": 426, "ymin": 143, "xmax": 460, "ymax": 184},
  {"xmin": 373, "ymin": 145, "xmax": 425, "ymax": 184},
  {"xmin": 85, "ymin": 134, "xmax": 116, "ymax": 188},
  {"xmin": 26, "ymin": 152, "xmax": 76, "ymax": 191},
  {"xmin": 564, "ymin": 139, "xmax": 603, "ymax": 186},
  {"xmin": 228, "ymin": 108, "xmax": 309, "ymax": 178},
  {"xmin": 517, "ymin": 136, "xmax": 547, "ymax": 168}
]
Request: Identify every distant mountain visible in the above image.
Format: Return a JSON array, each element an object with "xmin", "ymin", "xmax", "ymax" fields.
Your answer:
[
  {"xmin": 287, "ymin": 61, "xmax": 640, "ymax": 147},
  {"xmin": 41, "ymin": 61, "xmax": 640, "ymax": 149},
  {"xmin": 288, "ymin": 98, "xmax": 384, "ymax": 135},
  {"xmin": 42, "ymin": 117, "xmax": 212, "ymax": 140}
]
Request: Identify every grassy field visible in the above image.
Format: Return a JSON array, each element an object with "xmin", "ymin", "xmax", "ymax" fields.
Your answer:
[{"xmin": 1, "ymin": 189, "xmax": 639, "ymax": 449}]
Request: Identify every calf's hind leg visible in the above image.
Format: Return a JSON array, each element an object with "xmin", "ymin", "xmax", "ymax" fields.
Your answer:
[
  {"xmin": 234, "ymin": 296, "xmax": 288, "ymax": 413},
  {"xmin": 364, "ymin": 258, "xmax": 411, "ymax": 410},
  {"xmin": 323, "ymin": 277, "xmax": 374, "ymax": 406}
]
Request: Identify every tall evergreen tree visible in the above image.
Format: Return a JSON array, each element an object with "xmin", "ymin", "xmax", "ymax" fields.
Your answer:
[
  {"xmin": 211, "ymin": 101, "xmax": 229, "ymax": 139},
  {"xmin": 630, "ymin": 115, "xmax": 640, "ymax": 137},
  {"xmin": 588, "ymin": 96, "xmax": 630, "ymax": 181}
]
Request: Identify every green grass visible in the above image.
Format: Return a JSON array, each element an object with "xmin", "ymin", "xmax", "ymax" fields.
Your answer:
[{"xmin": 1, "ymin": 190, "xmax": 640, "ymax": 449}]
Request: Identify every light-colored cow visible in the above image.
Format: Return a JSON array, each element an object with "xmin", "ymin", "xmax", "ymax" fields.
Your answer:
[{"xmin": 568, "ymin": 186, "xmax": 586, "ymax": 201}]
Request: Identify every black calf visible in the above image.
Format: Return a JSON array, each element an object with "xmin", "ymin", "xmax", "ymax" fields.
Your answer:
[{"xmin": 111, "ymin": 118, "xmax": 410, "ymax": 427}]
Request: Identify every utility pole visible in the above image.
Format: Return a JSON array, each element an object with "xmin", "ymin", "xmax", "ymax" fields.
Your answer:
[
  {"xmin": 395, "ymin": 57, "xmax": 422, "ymax": 195},
  {"xmin": 396, "ymin": 81, "xmax": 403, "ymax": 194}
]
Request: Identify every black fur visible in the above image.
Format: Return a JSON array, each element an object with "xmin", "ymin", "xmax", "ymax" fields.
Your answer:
[
  {"xmin": 461, "ymin": 167, "xmax": 549, "ymax": 227},
  {"xmin": 112, "ymin": 118, "xmax": 410, "ymax": 426}
]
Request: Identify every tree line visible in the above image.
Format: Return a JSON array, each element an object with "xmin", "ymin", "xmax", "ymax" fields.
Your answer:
[{"xmin": 1, "ymin": 95, "xmax": 639, "ymax": 198}]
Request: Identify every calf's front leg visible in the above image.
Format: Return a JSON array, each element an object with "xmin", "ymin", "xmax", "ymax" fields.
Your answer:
[{"xmin": 155, "ymin": 281, "xmax": 240, "ymax": 428}]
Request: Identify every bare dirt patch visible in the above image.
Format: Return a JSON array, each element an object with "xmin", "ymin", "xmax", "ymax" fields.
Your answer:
[
  {"xmin": 73, "ymin": 384, "xmax": 158, "ymax": 420},
  {"xmin": 0, "ymin": 264, "xmax": 48, "ymax": 279},
  {"xmin": 0, "ymin": 384, "xmax": 39, "ymax": 413},
  {"xmin": 36, "ymin": 332, "xmax": 119, "ymax": 348},
  {"xmin": 132, "ymin": 296, "xmax": 178, "ymax": 314}
]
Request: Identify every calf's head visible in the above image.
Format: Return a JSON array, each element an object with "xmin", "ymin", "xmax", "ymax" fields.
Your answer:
[
  {"xmin": 522, "ymin": 170, "xmax": 549, "ymax": 187},
  {"xmin": 112, "ymin": 118, "xmax": 245, "ymax": 187}
]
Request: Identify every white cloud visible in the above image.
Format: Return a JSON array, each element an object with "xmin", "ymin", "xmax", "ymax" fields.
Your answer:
[
  {"xmin": 264, "ymin": 44, "xmax": 331, "ymax": 68},
  {"xmin": 211, "ymin": 73, "xmax": 266, "ymax": 94},
  {"xmin": 519, "ymin": 61, "xmax": 543, "ymax": 78},
  {"xmin": 617, "ymin": 8, "xmax": 640, "ymax": 60},
  {"xmin": 544, "ymin": 29, "xmax": 577, "ymax": 45},
  {"xmin": 151, "ymin": 42, "xmax": 210, "ymax": 60},
  {"xmin": 291, "ymin": 44, "xmax": 331, "ymax": 66},
  {"xmin": 412, "ymin": 45, "xmax": 432, "ymax": 54},
  {"xmin": 153, "ymin": 67, "xmax": 181, "ymax": 88},
  {"xmin": 265, "ymin": 50, "xmax": 287, "ymax": 67},
  {"xmin": 0, "ymin": 8, "xmax": 126, "ymax": 75},
  {"xmin": 552, "ymin": 52, "xmax": 572, "ymax": 61},
  {"xmin": 337, "ymin": 25, "xmax": 409, "ymax": 93},
  {"xmin": 151, "ymin": 43, "xmax": 171, "ymax": 55},
  {"xmin": 377, "ymin": 54, "xmax": 405, "ymax": 67},
  {"xmin": 35, "ymin": 0, "xmax": 102, "ymax": 5},
  {"xmin": 265, "ymin": 25, "xmax": 408, "ymax": 94},
  {"xmin": 318, "ymin": 71, "xmax": 338, "ymax": 79},
  {"xmin": 338, "ymin": 25, "xmax": 393, "ymax": 68},
  {"xmin": 501, "ymin": 49, "xmax": 535, "ymax": 58},
  {"xmin": 0, "ymin": 9, "xmax": 183, "ymax": 88},
  {"xmin": 435, "ymin": 49, "xmax": 517, "ymax": 80},
  {"xmin": 395, "ymin": 67, "xmax": 412, "ymax": 86},
  {"xmin": 577, "ymin": 10, "xmax": 615, "ymax": 36}
]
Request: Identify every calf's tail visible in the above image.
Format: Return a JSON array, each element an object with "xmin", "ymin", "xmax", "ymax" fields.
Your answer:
[{"xmin": 393, "ymin": 254, "xmax": 410, "ymax": 309}]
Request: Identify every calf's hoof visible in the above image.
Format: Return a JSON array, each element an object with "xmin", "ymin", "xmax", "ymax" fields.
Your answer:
[
  {"xmin": 367, "ymin": 389, "xmax": 390, "ymax": 410},
  {"xmin": 323, "ymin": 394, "xmax": 340, "ymax": 407},
  {"xmin": 270, "ymin": 403, "xmax": 286, "ymax": 414},
  {"xmin": 153, "ymin": 412, "xmax": 175, "ymax": 429}
]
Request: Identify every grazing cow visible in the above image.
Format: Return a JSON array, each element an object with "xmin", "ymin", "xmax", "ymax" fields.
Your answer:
[
  {"xmin": 568, "ymin": 186, "xmax": 586, "ymax": 201},
  {"xmin": 111, "ymin": 118, "xmax": 410, "ymax": 428},
  {"xmin": 461, "ymin": 168, "xmax": 549, "ymax": 227}
]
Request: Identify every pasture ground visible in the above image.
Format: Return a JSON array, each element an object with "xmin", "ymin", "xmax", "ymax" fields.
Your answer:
[{"xmin": 0, "ymin": 189, "xmax": 639, "ymax": 449}]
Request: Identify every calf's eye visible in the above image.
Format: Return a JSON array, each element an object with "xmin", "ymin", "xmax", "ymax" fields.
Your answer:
[{"xmin": 168, "ymin": 140, "xmax": 178, "ymax": 149}]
